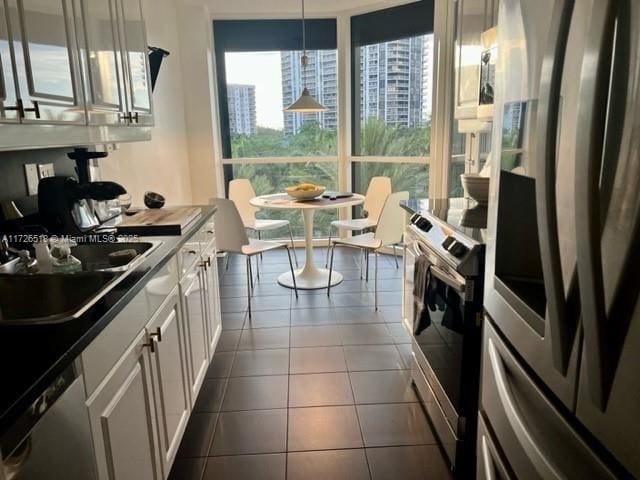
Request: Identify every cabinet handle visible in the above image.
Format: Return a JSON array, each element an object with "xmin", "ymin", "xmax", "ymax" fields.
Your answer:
[
  {"xmin": 23, "ymin": 101, "xmax": 40, "ymax": 119},
  {"xmin": 187, "ymin": 249, "xmax": 197, "ymax": 255},
  {"xmin": 131, "ymin": 112, "xmax": 139, "ymax": 123},
  {"xmin": 199, "ymin": 261, "xmax": 208, "ymax": 271},
  {"xmin": 119, "ymin": 112, "xmax": 132, "ymax": 123},
  {"xmin": 4, "ymin": 100, "xmax": 24, "ymax": 117},
  {"xmin": 143, "ymin": 340, "xmax": 155, "ymax": 353},
  {"xmin": 149, "ymin": 327, "xmax": 162, "ymax": 342}
]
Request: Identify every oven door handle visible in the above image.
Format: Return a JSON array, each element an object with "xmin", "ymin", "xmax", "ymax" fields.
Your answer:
[
  {"xmin": 412, "ymin": 241, "xmax": 466, "ymax": 292},
  {"xmin": 430, "ymin": 265, "xmax": 466, "ymax": 293}
]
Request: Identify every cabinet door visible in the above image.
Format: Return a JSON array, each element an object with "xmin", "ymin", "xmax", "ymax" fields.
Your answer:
[
  {"xmin": 202, "ymin": 250, "xmax": 222, "ymax": 359},
  {"xmin": 86, "ymin": 330, "xmax": 160, "ymax": 480},
  {"xmin": 115, "ymin": 0, "xmax": 152, "ymax": 125},
  {"xmin": 181, "ymin": 266, "xmax": 209, "ymax": 404},
  {"xmin": 6, "ymin": 0, "xmax": 86, "ymax": 123},
  {"xmin": 0, "ymin": 2, "xmax": 20, "ymax": 123},
  {"xmin": 77, "ymin": 0, "xmax": 127, "ymax": 125},
  {"xmin": 146, "ymin": 288, "xmax": 190, "ymax": 477}
]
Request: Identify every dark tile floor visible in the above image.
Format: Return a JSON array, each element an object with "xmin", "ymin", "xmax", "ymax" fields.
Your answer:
[{"xmin": 169, "ymin": 247, "xmax": 452, "ymax": 480}]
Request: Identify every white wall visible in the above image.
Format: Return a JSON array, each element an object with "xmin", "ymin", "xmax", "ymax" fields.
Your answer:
[{"xmin": 99, "ymin": 0, "xmax": 193, "ymax": 207}]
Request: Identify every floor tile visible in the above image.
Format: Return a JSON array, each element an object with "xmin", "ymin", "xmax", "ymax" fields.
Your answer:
[
  {"xmin": 194, "ymin": 379, "xmax": 226, "ymax": 413},
  {"xmin": 290, "ymin": 325, "xmax": 341, "ymax": 347},
  {"xmin": 231, "ymin": 349, "xmax": 289, "ymax": 377},
  {"xmin": 289, "ymin": 373, "xmax": 354, "ymax": 407},
  {"xmin": 210, "ymin": 409, "xmax": 287, "ymax": 456},
  {"xmin": 220, "ymin": 312, "xmax": 245, "ymax": 330},
  {"xmin": 249, "ymin": 294, "xmax": 292, "ymax": 312},
  {"xmin": 221, "ymin": 296, "xmax": 249, "ymax": 313},
  {"xmin": 386, "ymin": 323, "xmax": 412, "ymax": 344},
  {"xmin": 288, "ymin": 406, "xmax": 363, "ymax": 451},
  {"xmin": 175, "ymin": 413, "xmax": 217, "ymax": 458},
  {"xmin": 291, "ymin": 294, "xmax": 340, "ymax": 310},
  {"xmin": 216, "ymin": 330, "xmax": 241, "ymax": 352},
  {"xmin": 289, "ymin": 346, "xmax": 347, "ymax": 374},
  {"xmin": 339, "ymin": 324, "xmax": 394, "ymax": 345},
  {"xmin": 206, "ymin": 352, "xmax": 235, "ymax": 378},
  {"xmin": 396, "ymin": 344, "xmax": 415, "ymax": 369},
  {"xmin": 244, "ymin": 309, "xmax": 291, "ymax": 329},
  {"xmin": 290, "ymin": 307, "xmax": 339, "ymax": 326},
  {"xmin": 221, "ymin": 375, "xmax": 288, "ymax": 411},
  {"xmin": 238, "ymin": 327, "xmax": 290, "ymax": 350},
  {"xmin": 287, "ymin": 450, "xmax": 370, "ymax": 480},
  {"xmin": 333, "ymin": 306, "xmax": 388, "ymax": 325},
  {"xmin": 350, "ymin": 370, "xmax": 418, "ymax": 404},
  {"xmin": 203, "ymin": 453, "xmax": 286, "ymax": 480},
  {"xmin": 366, "ymin": 446, "xmax": 452, "ymax": 480},
  {"xmin": 169, "ymin": 457, "xmax": 206, "ymax": 480},
  {"xmin": 357, "ymin": 403, "xmax": 435, "ymax": 447},
  {"xmin": 379, "ymin": 306, "xmax": 403, "ymax": 323},
  {"xmin": 344, "ymin": 345, "xmax": 404, "ymax": 371}
]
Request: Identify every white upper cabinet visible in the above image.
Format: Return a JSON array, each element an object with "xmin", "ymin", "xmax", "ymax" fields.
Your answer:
[
  {"xmin": 77, "ymin": 0, "xmax": 127, "ymax": 125},
  {"xmin": 2, "ymin": 0, "xmax": 86, "ymax": 123},
  {"xmin": 115, "ymin": 0, "xmax": 152, "ymax": 125},
  {"xmin": 0, "ymin": 6, "xmax": 20, "ymax": 123},
  {"xmin": 77, "ymin": 0, "xmax": 153, "ymax": 126}
]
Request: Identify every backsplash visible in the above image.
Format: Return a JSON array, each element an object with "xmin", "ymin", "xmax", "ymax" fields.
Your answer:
[{"xmin": 0, "ymin": 149, "xmax": 77, "ymax": 216}]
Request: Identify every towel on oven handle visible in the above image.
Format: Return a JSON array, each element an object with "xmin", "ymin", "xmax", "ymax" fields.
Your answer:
[{"xmin": 413, "ymin": 254, "xmax": 433, "ymax": 334}]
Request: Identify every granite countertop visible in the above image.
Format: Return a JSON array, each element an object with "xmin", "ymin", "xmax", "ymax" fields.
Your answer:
[{"xmin": 0, "ymin": 206, "xmax": 216, "ymax": 436}]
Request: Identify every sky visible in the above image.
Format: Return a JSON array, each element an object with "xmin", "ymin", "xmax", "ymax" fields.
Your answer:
[{"xmin": 225, "ymin": 51, "xmax": 285, "ymax": 130}]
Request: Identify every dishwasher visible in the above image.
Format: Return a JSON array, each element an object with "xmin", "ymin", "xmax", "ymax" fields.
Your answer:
[{"xmin": 1, "ymin": 365, "xmax": 97, "ymax": 480}]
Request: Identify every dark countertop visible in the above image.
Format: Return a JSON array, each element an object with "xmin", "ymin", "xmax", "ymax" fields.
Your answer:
[{"xmin": 0, "ymin": 206, "xmax": 216, "ymax": 436}]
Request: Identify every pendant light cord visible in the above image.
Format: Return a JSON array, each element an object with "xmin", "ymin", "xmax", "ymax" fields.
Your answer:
[{"xmin": 301, "ymin": 0, "xmax": 307, "ymax": 90}]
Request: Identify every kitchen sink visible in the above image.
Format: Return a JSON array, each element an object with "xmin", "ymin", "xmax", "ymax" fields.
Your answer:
[
  {"xmin": 0, "ymin": 271, "xmax": 120, "ymax": 325},
  {"xmin": 71, "ymin": 241, "xmax": 160, "ymax": 272}
]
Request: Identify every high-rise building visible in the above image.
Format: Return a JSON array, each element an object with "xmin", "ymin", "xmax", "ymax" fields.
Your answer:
[
  {"xmin": 359, "ymin": 36, "xmax": 429, "ymax": 128},
  {"xmin": 227, "ymin": 84, "xmax": 256, "ymax": 135},
  {"xmin": 279, "ymin": 35, "xmax": 433, "ymax": 135},
  {"xmin": 281, "ymin": 50, "xmax": 337, "ymax": 135}
]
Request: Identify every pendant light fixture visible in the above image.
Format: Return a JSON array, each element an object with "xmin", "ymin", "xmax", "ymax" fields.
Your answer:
[{"xmin": 284, "ymin": 0, "xmax": 327, "ymax": 113}]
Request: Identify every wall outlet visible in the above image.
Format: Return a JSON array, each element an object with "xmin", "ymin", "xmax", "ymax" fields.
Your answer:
[
  {"xmin": 24, "ymin": 164, "xmax": 39, "ymax": 196},
  {"xmin": 38, "ymin": 163, "xmax": 55, "ymax": 179}
]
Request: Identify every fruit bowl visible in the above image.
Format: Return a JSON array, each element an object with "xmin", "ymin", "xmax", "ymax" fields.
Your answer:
[{"xmin": 285, "ymin": 183, "xmax": 326, "ymax": 200}]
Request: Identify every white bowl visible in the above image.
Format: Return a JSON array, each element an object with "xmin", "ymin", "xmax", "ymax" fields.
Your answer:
[
  {"xmin": 461, "ymin": 174, "xmax": 490, "ymax": 204},
  {"xmin": 285, "ymin": 185, "xmax": 326, "ymax": 200}
]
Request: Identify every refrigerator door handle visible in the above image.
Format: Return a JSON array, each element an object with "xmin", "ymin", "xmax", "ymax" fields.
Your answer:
[
  {"xmin": 534, "ymin": 0, "xmax": 576, "ymax": 374},
  {"xmin": 488, "ymin": 338, "xmax": 563, "ymax": 480},
  {"xmin": 574, "ymin": 0, "xmax": 618, "ymax": 410}
]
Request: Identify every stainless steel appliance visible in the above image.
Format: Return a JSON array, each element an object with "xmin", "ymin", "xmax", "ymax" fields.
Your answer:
[
  {"xmin": 481, "ymin": 0, "xmax": 640, "ymax": 477},
  {"xmin": 403, "ymin": 198, "xmax": 486, "ymax": 477},
  {"xmin": 0, "ymin": 365, "xmax": 97, "ymax": 480}
]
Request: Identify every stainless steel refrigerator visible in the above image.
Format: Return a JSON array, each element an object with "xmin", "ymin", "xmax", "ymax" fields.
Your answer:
[{"xmin": 480, "ymin": 0, "xmax": 640, "ymax": 477}]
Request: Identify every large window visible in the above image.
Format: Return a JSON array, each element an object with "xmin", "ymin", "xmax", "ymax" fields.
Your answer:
[
  {"xmin": 214, "ymin": 20, "xmax": 338, "ymax": 238},
  {"xmin": 351, "ymin": 1, "xmax": 434, "ymax": 199}
]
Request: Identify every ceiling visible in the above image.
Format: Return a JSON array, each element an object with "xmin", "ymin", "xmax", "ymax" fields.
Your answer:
[{"xmin": 180, "ymin": 0, "xmax": 417, "ymax": 17}]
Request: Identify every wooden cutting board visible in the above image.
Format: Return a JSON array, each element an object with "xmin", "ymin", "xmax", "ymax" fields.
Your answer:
[{"xmin": 116, "ymin": 207, "xmax": 202, "ymax": 236}]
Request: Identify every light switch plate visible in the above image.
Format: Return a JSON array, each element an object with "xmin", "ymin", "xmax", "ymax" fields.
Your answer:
[
  {"xmin": 38, "ymin": 163, "xmax": 55, "ymax": 179},
  {"xmin": 24, "ymin": 164, "xmax": 39, "ymax": 196}
]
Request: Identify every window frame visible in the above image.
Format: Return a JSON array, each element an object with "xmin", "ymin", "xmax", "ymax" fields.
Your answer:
[{"xmin": 349, "ymin": 1, "xmax": 436, "ymax": 199}]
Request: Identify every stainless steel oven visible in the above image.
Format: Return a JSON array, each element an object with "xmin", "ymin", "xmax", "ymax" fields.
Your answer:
[{"xmin": 404, "ymin": 212, "xmax": 485, "ymax": 478}]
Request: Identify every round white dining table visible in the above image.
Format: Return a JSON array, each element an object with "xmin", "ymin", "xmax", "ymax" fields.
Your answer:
[{"xmin": 249, "ymin": 193, "xmax": 365, "ymax": 289}]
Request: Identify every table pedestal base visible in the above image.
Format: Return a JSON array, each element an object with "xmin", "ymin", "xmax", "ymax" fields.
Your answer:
[{"xmin": 278, "ymin": 267, "xmax": 343, "ymax": 290}]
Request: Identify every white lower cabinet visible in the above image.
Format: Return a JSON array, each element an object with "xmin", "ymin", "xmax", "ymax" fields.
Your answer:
[
  {"xmin": 86, "ymin": 329, "xmax": 160, "ymax": 480},
  {"xmin": 84, "ymin": 225, "xmax": 222, "ymax": 479},
  {"xmin": 146, "ymin": 288, "xmax": 190, "ymax": 477},
  {"xmin": 181, "ymin": 265, "xmax": 209, "ymax": 405}
]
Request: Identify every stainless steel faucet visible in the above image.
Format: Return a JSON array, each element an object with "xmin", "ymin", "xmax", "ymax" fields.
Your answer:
[{"xmin": 0, "ymin": 235, "xmax": 39, "ymax": 273}]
